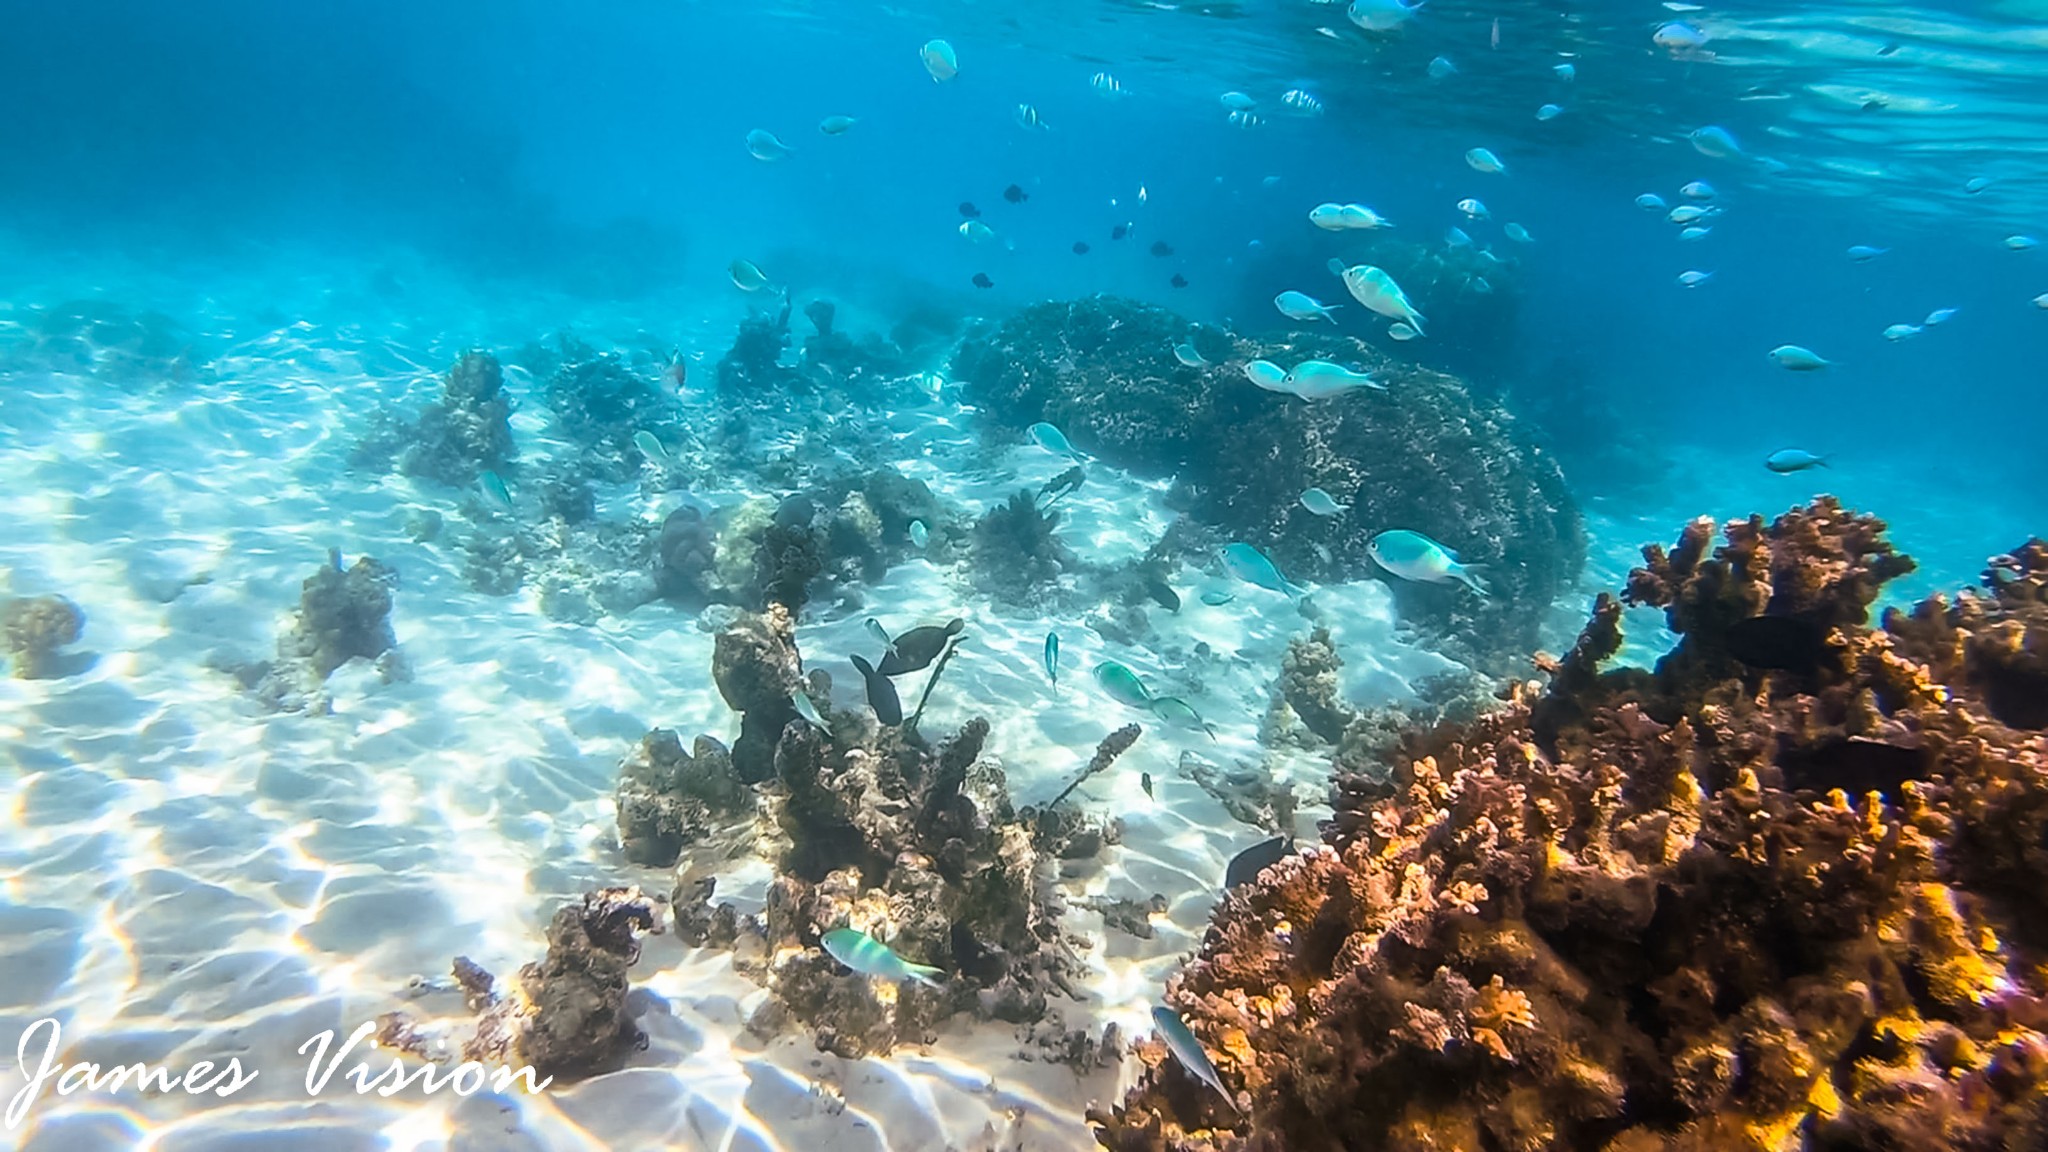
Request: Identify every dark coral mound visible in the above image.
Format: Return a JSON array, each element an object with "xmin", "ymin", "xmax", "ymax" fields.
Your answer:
[
  {"xmin": 350, "ymin": 349, "xmax": 514, "ymax": 487},
  {"xmin": 952, "ymin": 296, "xmax": 1582, "ymax": 663},
  {"xmin": 668, "ymin": 608, "xmax": 1102, "ymax": 1059},
  {"xmin": 1092, "ymin": 498, "xmax": 2048, "ymax": 1152},
  {"xmin": 613, "ymin": 729, "xmax": 751, "ymax": 867},
  {"xmin": 413, "ymin": 887, "xmax": 660, "ymax": 1082}
]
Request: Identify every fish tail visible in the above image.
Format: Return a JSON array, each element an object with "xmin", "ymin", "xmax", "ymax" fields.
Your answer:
[
  {"xmin": 1455, "ymin": 563, "xmax": 1492, "ymax": 597},
  {"xmin": 903, "ymin": 962, "xmax": 945, "ymax": 987}
]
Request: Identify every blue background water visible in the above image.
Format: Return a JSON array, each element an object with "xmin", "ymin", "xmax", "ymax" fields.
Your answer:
[{"xmin": 4, "ymin": 0, "xmax": 2041, "ymax": 589}]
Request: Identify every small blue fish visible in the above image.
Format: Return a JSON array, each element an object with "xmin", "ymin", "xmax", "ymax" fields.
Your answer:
[
  {"xmin": 1044, "ymin": 631, "xmax": 1060, "ymax": 688},
  {"xmin": 1093, "ymin": 660, "xmax": 1154, "ymax": 708},
  {"xmin": 478, "ymin": 470, "xmax": 513, "ymax": 511},
  {"xmin": 1222, "ymin": 542, "xmax": 1304, "ymax": 597},
  {"xmin": 1924, "ymin": 307, "xmax": 1961, "ymax": 326},
  {"xmin": 822, "ymin": 927, "xmax": 943, "ymax": 986},
  {"xmin": 1767, "ymin": 344, "xmax": 1831, "ymax": 371},
  {"xmin": 790, "ymin": 688, "xmax": 828, "ymax": 730},
  {"xmin": 1299, "ymin": 488, "xmax": 1350, "ymax": 517},
  {"xmin": 909, "ymin": 520, "xmax": 930, "ymax": 548},
  {"xmin": 1689, "ymin": 125, "xmax": 1743, "ymax": 159},
  {"xmin": 745, "ymin": 128, "xmax": 795, "ymax": 162},
  {"xmin": 865, "ymin": 618, "xmax": 899, "ymax": 660},
  {"xmin": 1029, "ymin": 422, "xmax": 1085, "ymax": 461},
  {"xmin": 1367, "ymin": 529, "xmax": 1489, "ymax": 595},
  {"xmin": 1151, "ymin": 696, "xmax": 1217, "ymax": 741},
  {"xmin": 1765, "ymin": 448, "xmax": 1830, "ymax": 474},
  {"xmin": 1151, "ymin": 1007, "xmax": 1238, "ymax": 1111},
  {"xmin": 1536, "ymin": 103, "xmax": 1563, "ymax": 121},
  {"xmin": 1200, "ymin": 590, "xmax": 1236, "ymax": 607},
  {"xmin": 1846, "ymin": 245, "xmax": 1889, "ymax": 262},
  {"xmin": 633, "ymin": 430, "xmax": 669, "ymax": 462}
]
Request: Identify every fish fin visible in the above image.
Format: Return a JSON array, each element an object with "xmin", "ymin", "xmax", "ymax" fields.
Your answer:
[
  {"xmin": 904, "ymin": 963, "xmax": 945, "ymax": 987},
  {"xmin": 1454, "ymin": 563, "xmax": 1492, "ymax": 597},
  {"xmin": 1817, "ymin": 456, "xmax": 1832, "ymax": 469},
  {"xmin": 850, "ymin": 654, "xmax": 875, "ymax": 677}
]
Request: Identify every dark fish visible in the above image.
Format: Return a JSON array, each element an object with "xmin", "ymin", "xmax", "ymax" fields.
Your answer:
[
  {"xmin": 1141, "ymin": 771, "xmax": 1154, "ymax": 799},
  {"xmin": 1725, "ymin": 614, "xmax": 1833, "ymax": 674},
  {"xmin": 1877, "ymin": 40, "xmax": 1901, "ymax": 55},
  {"xmin": 1170, "ymin": 274, "xmax": 1189, "ymax": 288},
  {"xmin": 876, "ymin": 618, "xmax": 966, "ymax": 676},
  {"xmin": 1149, "ymin": 240, "xmax": 1174, "ymax": 258},
  {"xmin": 849, "ymin": 654, "xmax": 903, "ymax": 725},
  {"xmin": 959, "ymin": 202, "xmax": 982, "ymax": 218},
  {"xmin": 1224, "ymin": 836, "xmax": 1292, "ymax": 890},
  {"xmin": 972, "ymin": 273, "xmax": 994, "ymax": 289},
  {"xmin": 1072, "ymin": 241, "xmax": 1091, "ymax": 255},
  {"xmin": 1144, "ymin": 577, "xmax": 1181, "ymax": 612},
  {"xmin": 1004, "ymin": 183, "xmax": 1028, "ymax": 203},
  {"xmin": 1111, "ymin": 223, "xmax": 1130, "ymax": 240}
]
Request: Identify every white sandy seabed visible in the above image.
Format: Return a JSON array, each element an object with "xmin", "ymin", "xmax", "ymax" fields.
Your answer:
[
  {"xmin": 0, "ymin": 252, "xmax": 1492, "ymax": 1152},
  {"xmin": 1, "ymin": 248, "xmax": 2036, "ymax": 1152}
]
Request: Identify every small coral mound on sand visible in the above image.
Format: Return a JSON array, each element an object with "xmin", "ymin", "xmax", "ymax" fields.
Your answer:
[
  {"xmin": 386, "ymin": 887, "xmax": 661, "ymax": 1081},
  {"xmin": 1, "ymin": 594, "xmax": 86, "ymax": 680},
  {"xmin": 614, "ymin": 729, "xmax": 752, "ymax": 867},
  {"xmin": 216, "ymin": 550, "xmax": 406, "ymax": 712},
  {"xmin": 1092, "ymin": 498, "xmax": 2048, "ymax": 1151}
]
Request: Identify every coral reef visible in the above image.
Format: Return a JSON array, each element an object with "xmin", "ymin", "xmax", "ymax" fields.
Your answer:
[
  {"xmin": 613, "ymin": 729, "xmax": 753, "ymax": 867},
  {"xmin": 545, "ymin": 350, "xmax": 676, "ymax": 464},
  {"xmin": 712, "ymin": 604, "xmax": 804, "ymax": 785},
  {"xmin": 952, "ymin": 296, "xmax": 1581, "ymax": 664},
  {"xmin": 665, "ymin": 610, "xmax": 1120, "ymax": 1059},
  {"xmin": 215, "ymin": 550, "xmax": 407, "ymax": 712},
  {"xmin": 1092, "ymin": 499, "xmax": 2048, "ymax": 1151},
  {"xmin": 396, "ymin": 888, "xmax": 661, "ymax": 1081},
  {"xmin": 0, "ymin": 594, "xmax": 86, "ymax": 680},
  {"xmin": 349, "ymin": 350, "xmax": 514, "ymax": 487}
]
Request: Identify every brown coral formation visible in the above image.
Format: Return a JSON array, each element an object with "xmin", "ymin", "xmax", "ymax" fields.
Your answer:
[
  {"xmin": 1, "ymin": 594, "xmax": 85, "ymax": 679},
  {"xmin": 613, "ymin": 729, "xmax": 752, "ymax": 867},
  {"xmin": 1092, "ymin": 498, "xmax": 2048, "ymax": 1151},
  {"xmin": 457, "ymin": 887, "xmax": 661, "ymax": 1080}
]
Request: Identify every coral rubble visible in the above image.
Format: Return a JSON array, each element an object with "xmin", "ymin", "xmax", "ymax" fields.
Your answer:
[
  {"xmin": 0, "ymin": 594, "xmax": 86, "ymax": 679},
  {"xmin": 952, "ymin": 296, "xmax": 1582, "ymax": 664},
  {"xmin": 1093, "ymin": 498, "xmax": 2048, "ymax": 1151}
]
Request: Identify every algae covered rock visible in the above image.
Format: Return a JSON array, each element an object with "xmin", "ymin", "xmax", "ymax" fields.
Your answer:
[
  {"xmin": 952, "ymin": 296, "xmax": 1583, "ymax": 665},
  {"xmin": 1, "ymin": 594, "xmax": 86, "ymax": 679}
]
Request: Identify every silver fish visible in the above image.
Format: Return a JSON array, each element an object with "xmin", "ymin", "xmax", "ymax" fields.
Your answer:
[{"xmin": 1151, "ymin": 1007, "xmax": 1238, "ymax": 1111}]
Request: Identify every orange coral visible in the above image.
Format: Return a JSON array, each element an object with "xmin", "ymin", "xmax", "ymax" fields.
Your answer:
[{"xmin": 1092, "ymin": 500, "xmax": 2048, "ymax": 1151}]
